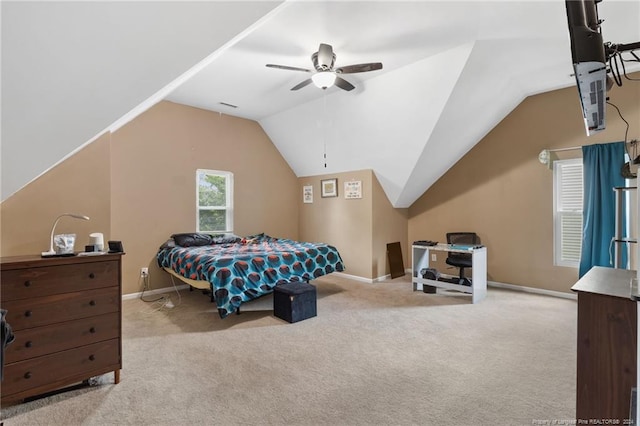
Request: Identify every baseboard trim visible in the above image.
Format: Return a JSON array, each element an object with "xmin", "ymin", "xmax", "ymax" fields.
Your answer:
[
  {"xmin": 488, "ymin": 281, "xmax": 577, "ymax": 300},
  {"xmin": 122, "ymin": 284, "xmax": 190, "ymax": 300},
  {"xmin": 335, "ymin": 272, "xmax": 375, "ymax": 283},
  {"xmin": 334, "ymin": 272, "xmax": 400, "ymax": 283},
  {"xmin": 374, "ymin": 273, "xmax": 392, "ymax": 282}
]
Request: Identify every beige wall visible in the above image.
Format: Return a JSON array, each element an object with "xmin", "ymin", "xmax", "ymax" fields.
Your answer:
[
  {"xmin": 298, "ymin": 170, "xmax": 373, "ymax": 279},
  {"xmin": 372, "ymin": 173, "xmax": 408, "ymax": 278},
  {"xmin": 1, "ymin": 132, "xmax": 112, "ymax": 256},
  {"xmin": 110, "ymin": 101, "xmax": 299, "ymax": 294},
  {"xmin": 298, "ymin": 169, "xmax": 409, "ymax": 280},
  {"xmin": 408, "ymin": 77, "xmax": 640, "ymax": 293}
]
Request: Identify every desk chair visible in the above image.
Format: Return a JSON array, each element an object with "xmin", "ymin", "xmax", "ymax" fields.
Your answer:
[{"xmin": 446, "ymin": 232, "xmax": 480, "ymax": 286}]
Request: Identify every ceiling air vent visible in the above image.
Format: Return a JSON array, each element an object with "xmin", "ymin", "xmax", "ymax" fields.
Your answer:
[{"xmin": 219, "ymin": 102, "xmax": 238, "ymax": 109}]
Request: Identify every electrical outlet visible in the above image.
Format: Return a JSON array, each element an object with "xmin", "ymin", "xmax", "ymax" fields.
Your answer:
[
  {"xmin": 140, "ymin": 267, "xmax": 149, "ymax": 277},
  {"xmin": 431, "ymin": 254, "xmax": 437, "ymax": 262}
]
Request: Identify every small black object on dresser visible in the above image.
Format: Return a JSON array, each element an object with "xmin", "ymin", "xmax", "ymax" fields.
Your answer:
[{"xmin": 273, "ymin": 282, "xmax": 317, "ymax": 323}]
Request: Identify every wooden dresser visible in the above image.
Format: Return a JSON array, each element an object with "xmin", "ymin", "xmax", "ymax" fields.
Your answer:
[
  {"xmin": 572, "ymin": 266, "xmax": 637, "ymax": 423},
  {"xmin": 0, "ymin": 253, "xmax": 122, "ymax": 405}
]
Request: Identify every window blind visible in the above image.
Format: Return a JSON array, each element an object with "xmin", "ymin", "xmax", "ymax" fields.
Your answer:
[{"xmin": 554, "ymin": 160, "xmax": 583, "ymax": 266}]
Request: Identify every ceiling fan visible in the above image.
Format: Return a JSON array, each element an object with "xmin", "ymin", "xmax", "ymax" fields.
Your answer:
[{"xmin": 266, "ymin": 43, "xmax": 383, "ymax": 91}]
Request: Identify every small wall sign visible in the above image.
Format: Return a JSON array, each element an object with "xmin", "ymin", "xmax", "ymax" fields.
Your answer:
[
  {"xmin": 303, "ymin": 185, "xmax": 313, "ymax": 203},
  {"xmin": 344, "ymin": 180, "xmax": 362, "ymax": 199}
]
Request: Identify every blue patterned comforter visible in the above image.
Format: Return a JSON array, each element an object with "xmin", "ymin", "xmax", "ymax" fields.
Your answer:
[{"xmin": 156, "ymin": 236, "xmax": 345, "ymax": 318}]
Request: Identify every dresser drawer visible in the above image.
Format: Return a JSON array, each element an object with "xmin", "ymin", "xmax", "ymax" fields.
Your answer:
[
  {"xmin": 1, "ymin": 260, "xmax": 119, "ymax": 301},
  {"xmin": 5, "ymin": 312, "xmax": 120, "ymax": 364},
  {"xmin": 3, "ymin": 286, "xmax": 119, "ymax": 330},
  {"xmin": 2, "ymin": 339, "xmax": 120, "ymax": 398}
]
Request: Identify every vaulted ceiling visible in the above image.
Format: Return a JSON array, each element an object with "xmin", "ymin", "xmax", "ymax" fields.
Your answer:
[{"xmin": 3, "ymin": 1, "xmax": 639, "ymax": 207}]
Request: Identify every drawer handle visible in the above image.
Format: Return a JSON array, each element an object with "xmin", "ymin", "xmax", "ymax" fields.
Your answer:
[
  {"xmin": 89, "ymin": 300, "xmax": 96, "ymax": 306},
  {"xmin": 24, "ymin": 310, "xmax": 32, "ymax": 317},
  {"xmin": 25, "ymin": 341, "xmax": 32, "ymax": 348},
  {"xmin": 24, "ymin": 372, "xmax": 32, "ymax": 379},
  {"xmin": 24, "ymin": 280, "xmax": 32, "ymax": 287},
  {"xmin": 89, "ymin": 355, "xmax": 95, "ymax": 361},
  {"xmin": 89, "ymin": 273, "xmax": 95, "ymax": 279},
  {"xmin": 89, "ymin": 327, "xmax": 96, "ymax": 333}
]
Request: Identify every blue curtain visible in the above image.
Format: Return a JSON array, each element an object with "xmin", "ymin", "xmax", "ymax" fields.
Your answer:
[{"xmin": 579, "ymin": 141, "xmax": 627, "ymax": 277}]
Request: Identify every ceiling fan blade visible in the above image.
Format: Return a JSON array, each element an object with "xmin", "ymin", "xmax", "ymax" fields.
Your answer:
[
  {"xmin": 334, "ymin": 76, "xmax": 355, "ymax": 91},
  {"xmin": 335, "ymin": 62, "xmax": 383, "ymax": 74},
  {"xmin": 266, "ymin": 64, "xmax": 312, "ymax": 73},
  {"xmin": 291, "ymin": 79, "xmax": 313, "ymax": 91}
]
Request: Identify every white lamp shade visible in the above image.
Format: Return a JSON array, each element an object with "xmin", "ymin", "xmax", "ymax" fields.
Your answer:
[{"xmin": 312, "ymin": 72, "xmax": 336, "ymax": 89}]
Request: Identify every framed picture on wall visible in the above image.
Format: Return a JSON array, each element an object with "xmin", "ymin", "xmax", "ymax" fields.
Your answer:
[
  {"xmin": 344, "ymin": 180, "xmax": 362, "ymax": 199},
  {"xmin": 303, "ymin": 185, "xmax": 313, "ymax": 203},
  {"xmin": 321, "ymin": 178, "xmax": 338, "ymax": 198}
]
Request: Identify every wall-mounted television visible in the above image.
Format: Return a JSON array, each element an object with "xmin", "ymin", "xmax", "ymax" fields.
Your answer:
[
  {"xmin": 565, "ymin": 0, "xmax": 607, "ymax": 136},
  {"xmin": 566, "ymin": 0, "xmax": 640, "ymax": 137}
]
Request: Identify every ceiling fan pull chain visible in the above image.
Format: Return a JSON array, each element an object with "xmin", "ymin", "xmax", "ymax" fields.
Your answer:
[{"xmin": 323, "ymin": 93, "xmax": 327, "ymax": 168}]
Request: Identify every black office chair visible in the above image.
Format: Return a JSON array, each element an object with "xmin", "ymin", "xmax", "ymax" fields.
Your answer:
[{"xmin": 446, "ymin": 232, "xmax": 480, "ymax": 286}]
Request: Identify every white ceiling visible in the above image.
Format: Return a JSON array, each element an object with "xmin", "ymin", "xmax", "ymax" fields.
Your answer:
[{"xmin": 3, "ymin": 1, "xmax": 640, "ymax": 207}]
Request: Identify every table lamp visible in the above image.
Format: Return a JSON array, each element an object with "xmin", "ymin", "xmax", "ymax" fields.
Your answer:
[{"xmin": 41, "ymin": 213, "xmax": 90, "ymax": 257}]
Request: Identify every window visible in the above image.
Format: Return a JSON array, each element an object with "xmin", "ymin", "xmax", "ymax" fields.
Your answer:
[
  {"xmin": 553, "ymin": 159, "xmax": 583, "ymax": 267},
  {"xmin": 196, "ymin": 169, "xmax": 233, "ymax": 233}
]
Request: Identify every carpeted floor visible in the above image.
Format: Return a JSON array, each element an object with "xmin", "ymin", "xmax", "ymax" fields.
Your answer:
[{"xmin": 1, "ymin": 274, "xmax": 577, "ymax": 425}]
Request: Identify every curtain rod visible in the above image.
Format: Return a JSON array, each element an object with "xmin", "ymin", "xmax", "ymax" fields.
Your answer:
[
  {"xmin": 548, "ymin": 146, "xmax": 581, "ymax": 153},
  {"xmin": 549, "ymin": 140, "xmax": 638, "ymax": 153}
]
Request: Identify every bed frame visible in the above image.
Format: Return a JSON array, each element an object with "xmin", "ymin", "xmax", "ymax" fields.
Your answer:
[{"xmin": 163, "ymin": 266, "xmax": 214, "ymax": 301}]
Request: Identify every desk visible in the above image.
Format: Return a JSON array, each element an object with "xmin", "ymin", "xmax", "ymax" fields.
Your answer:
[
  {"xmin": 411, "ymin": 244, "xmax": 487, "ymax": 303},
  {"xmin": 572, "ymin": 266, "xmax": 637, "ymax": 422}
]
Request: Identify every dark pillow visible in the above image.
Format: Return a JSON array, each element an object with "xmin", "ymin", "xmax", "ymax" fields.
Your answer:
[
  {"xmin": 171, "ymin": 233, "xmax": 242, "ymax": 247},
  {"xmin": 211, "ymin": 234, "xmax": 242, "ymax": 244},
  {"xmin": 241, "ymin": 233, "xmax": 278, "ymax": 244},
  {"xmin": 171, "ymin": 233, "xmax": 213, "ymax": 247}
]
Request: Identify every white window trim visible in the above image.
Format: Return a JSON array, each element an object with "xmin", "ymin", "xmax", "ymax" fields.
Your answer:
[
  {"xmin": 553, "ymin": 158, "xmax": 583, "ymax": 268},
  {"xmin": 196, "ymin": 169, "xmax": 234, "ymax": 233}
]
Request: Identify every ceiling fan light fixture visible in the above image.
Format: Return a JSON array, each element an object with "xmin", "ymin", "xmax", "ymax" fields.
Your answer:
[
  {"xmin": 267, "ymin": 43, "xmax": 382, "ymax": 92},
  {"xmin": 312, "ymin": 71, "xmax": 336, "ymax": 89}
]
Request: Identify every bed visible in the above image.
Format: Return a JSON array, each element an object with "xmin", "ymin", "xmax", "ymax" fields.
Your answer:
[{"xmin": 156, "ymin": 233, "xmax": 345, "ymax": 318}]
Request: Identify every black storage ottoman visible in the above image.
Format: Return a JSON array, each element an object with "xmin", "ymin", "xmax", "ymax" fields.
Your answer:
[{"xmin": 273, "ymin": 282, "xmax": 317, "ymax": 323}]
